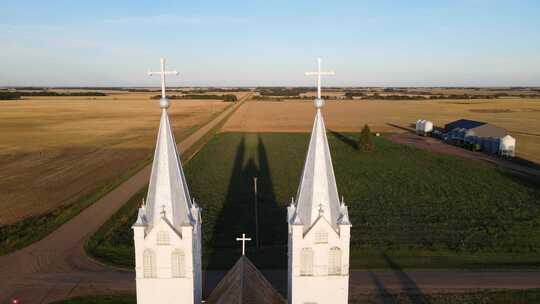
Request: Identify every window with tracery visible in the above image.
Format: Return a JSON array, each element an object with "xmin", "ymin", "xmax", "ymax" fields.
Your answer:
[
  {"xmin": 328, "ymin": 247, "xmax": 342, "ymax": 275},
  {"xmin": 171, "ymin": 249, "xmax": 185, "ymax": 277},
  {"xmin": 314, "ymin": 230, "xmax": 328, "ymax": 244},
  {"xmin": 157, "ymin": 230, "xmax": 170, "ymax": 245},
  {"xmin": 143, "ymin": 249, "xmax": 156, "ymax": 278},
  {"xmin": 300, "ymin": 247, "xmax": 314, "ymax": 276}
]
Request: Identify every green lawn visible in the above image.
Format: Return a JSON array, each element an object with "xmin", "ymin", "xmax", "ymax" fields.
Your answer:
[
  {"xmin": 355, "ymin": 289, "xmax": 540, "ymax": 304},
  {"xmin": 51, "ymin": 295, "xmax": 135, "ymax": 304},
  {"xmin": 86, "ymin": 132, "xmax": 540, "ymax": 270},
  {"xmin": 51, "ymin": 289, "xmax": 540, "ymax": 304}
]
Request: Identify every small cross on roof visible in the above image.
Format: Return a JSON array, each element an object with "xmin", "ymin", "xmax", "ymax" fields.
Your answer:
[{"xmin": 236, "ymin": 233, "xmax": 251, "ymax": 256}]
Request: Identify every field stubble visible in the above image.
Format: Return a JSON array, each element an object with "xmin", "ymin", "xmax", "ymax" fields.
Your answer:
[
  {"xmin": 0, "ymin": 93, "xmax": 230, "ymax": 225},
  {"xmin": 223, "ymin": 99, "xmax": 540, "ymax": 164}
]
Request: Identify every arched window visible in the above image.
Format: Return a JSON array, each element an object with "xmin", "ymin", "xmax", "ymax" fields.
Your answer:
[
  {"xmin": 328, "ymin": 247, "xmax": 342, "ymax": 275},
  {"xmin": 171, "ymin": 249, "xmax": 186, "ymax": 278},
  {"xmin": 300, "ymin": 248, "xmax": 313, "ymax": 276},
  {"xmin": 143, "ymin": 249, "xmax": 156, "ymax": 278},
  {"xmin": 314, "ymin": 229, "xmax": 328, "ymax": 244},
  {"xmin": 157, "ymin": 230, "xmax": 169, "ymax": 245}
]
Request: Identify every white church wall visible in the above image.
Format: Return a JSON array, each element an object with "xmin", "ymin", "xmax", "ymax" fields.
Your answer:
[
  {"xmin": 134, "ymin": 218, "xmax": 201, "ymax": 304},
  {"xmin": 190, "ymin": 222, "xmax": 203, "ymax": 303},
  {"xmin": 136, "ymin": 278, "xmax": 195, "ymax": 304},
  {"xmin": 291, "ymin": 275, "xmax": 349, "ymax": 304},
  {"xmin": 288, "ymin": 218, "xmax": 350, "ymax": 304}
]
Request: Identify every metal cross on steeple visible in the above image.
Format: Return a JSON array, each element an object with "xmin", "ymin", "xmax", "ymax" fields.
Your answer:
[
  {"xmin": 148, "ymin": 57, "xmax": 179, "ymax": 99},
  {"xmin": 236, "ymin": 233, "xmax": 251, "ymax": 256},
  {"xmin": 305, "ymin": 58, "xmax": 335, "ymax": 99}
]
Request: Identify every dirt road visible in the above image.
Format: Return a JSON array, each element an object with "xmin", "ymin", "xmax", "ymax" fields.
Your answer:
[
  {"xmin": 0, "ymin": 97, "xmax": 247, "ymax": 304},
  {"xmin": 389, "ymin": 131, "xmax": 540, "ymax": 180},
  {"xmin": 3, "ymin": 267, "xmax": 540, "ymax": 303}
]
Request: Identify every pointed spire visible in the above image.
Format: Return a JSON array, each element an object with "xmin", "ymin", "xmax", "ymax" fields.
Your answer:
[
  {"xmin": 337, "ymin": 203, "xmax": 351, "ymax": 226},
  {"xmin": 144, "ymin": 102, "xmax": 194, "ymax": 230},
  {"xmin": 292, "ymin": 213, "xmax": 303, "ymax": 225},
  {"xmin": 133, "ymin": 205, "xmax": 147, "ymax": 227},
  {"xmin": 294, "ymin": 106, "xmax": 341, "ymax": 230},
  {"xmin": 295, "ymin": 60, "xmax": 341, "ymax": 231},
  {"xmin": 287, "ymin": 197, "xmax": 297, "ymax": 224}
]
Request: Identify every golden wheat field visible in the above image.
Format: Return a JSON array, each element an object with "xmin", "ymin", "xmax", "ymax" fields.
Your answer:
[
  {"xmin": 0, "ymin": 92, "xmax": 230, "ymax": 225},
  {"xmin": 222, "ymin": 98, "xmax": 540, "ymax": 164}
]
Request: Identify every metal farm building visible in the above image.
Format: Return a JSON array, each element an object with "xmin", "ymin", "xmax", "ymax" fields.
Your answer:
[{"xmin": 445, "ymin": 119, "xmax": 516, "ymax": 157}]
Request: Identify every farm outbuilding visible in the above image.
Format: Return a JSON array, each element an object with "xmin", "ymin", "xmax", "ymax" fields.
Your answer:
[
  {"xmin": 415, "ymin": 119, "xmax": 433, "ymax": 136},
  {"xmin": 444, "ymin": 119, "xmax": 515, "ymax": 156},
  {"xmin": 499, "ymin": 135, "xmax": 516, "ymax": 157}
]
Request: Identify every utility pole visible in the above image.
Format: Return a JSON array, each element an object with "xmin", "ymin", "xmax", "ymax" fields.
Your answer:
[{"xmin": 253, "ymin": 177, "xmax": 260, "ymax": 249}]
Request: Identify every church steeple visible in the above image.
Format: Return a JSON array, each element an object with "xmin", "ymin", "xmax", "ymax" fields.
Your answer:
[
  {"xmin": 144, "ymin": 100, "xmax": 194, "ymax": 230},
  {"xmin": 293, "ymin": 102, "xmax": 341, "ymax": 231},
  {"xmin": 139, "ymin": 57, "xmax": 194, "ymax": 231},
  {"xmin": 291, "ymin": 58, "xmax": 345, "ymax": 232},
  {"xmin": 288, "ymin": 59, "xmax": 350, "ymax": 304},
  {"xmin": 133, "ymin": 58, "xmax": 202, "ymax": 304}
]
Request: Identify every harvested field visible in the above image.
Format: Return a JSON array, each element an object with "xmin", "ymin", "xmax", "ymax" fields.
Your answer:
[
  {"xmin": 223, "ymin": 99, "xmax": 540, "ymax": 163},
  {"xmin": 0, "ymin": 92, "xmax": 230, "ymax": 225}
]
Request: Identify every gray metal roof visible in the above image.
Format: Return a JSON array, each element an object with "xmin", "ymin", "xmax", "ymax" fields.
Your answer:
[
  {"xmin": 144, "ymin": 108, "xmax": 193, "ymax": 231},
  {"xmin": 294, "ymin": 108, "xmax": 341, "ymax": 232},
  {"xmin": 466, "ymin": 123, "xmax": 508, "ymax": 138},
  {"xmin": 206, "ymin": 256, "xmax": 286, "ymax": 304},
  {"xmin": 446, "ymin": 119, "xmax": 508, "ymax": 138},
  {"xmin": 445, "ymin": 119, "xmax": 486, "ymax": 131}
]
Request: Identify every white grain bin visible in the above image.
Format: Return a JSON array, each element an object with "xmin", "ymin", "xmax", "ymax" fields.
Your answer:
[
  {"xmin": 423, "ymin": 120, "xmax": 434, "ymax": 134},
  {"xmin": 416, "ymin": 119, "xmax": 433, "ymax": 136},
  {"xmin": 499, "ymin": 135, "xmax": 516, "ymax": 157},
  {"xmin": 415, "ymin": 120, "xmax": 423, "ymax": 134}
]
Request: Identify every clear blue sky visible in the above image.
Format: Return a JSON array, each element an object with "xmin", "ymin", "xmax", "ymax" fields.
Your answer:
[{"xmin": 1, "ymin": 0, "xmax": 539, "ymax": 87}]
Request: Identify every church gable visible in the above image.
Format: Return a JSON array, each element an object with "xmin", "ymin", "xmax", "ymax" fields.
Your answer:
[
  {"xmin": 140, "ymin": 216, "xmax": 193, "ymax": 279},
  {"xmin": 296, "ymin": 216, "xmax": 346, "ymax": 277},
  {"xmin": 144, "ymin": 216, "xmax": 184, "ymax": 245},
  {"xmin": 303, "ymin": 215, "xmax": 340, "ymax": 242}
]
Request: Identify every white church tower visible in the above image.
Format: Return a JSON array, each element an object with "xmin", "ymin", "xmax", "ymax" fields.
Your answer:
[
  {"xmin": 132, "ymin": 58, "xmax": 202, "ymax": 304},
  {"xmin": 287, "ymin": 58, "xmax": 351, "ymax": 304}
]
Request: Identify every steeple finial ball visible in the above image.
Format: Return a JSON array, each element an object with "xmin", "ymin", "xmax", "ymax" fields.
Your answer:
[
  {"xmin": 160, "ymin": 98, "xmax": 170, "ymax": 109},
  {"xmin": 314, "ymin": 98, "xmax": 325, "ymax": 109}
]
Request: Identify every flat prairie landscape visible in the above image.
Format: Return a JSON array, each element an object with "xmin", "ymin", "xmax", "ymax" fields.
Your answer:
[
  {"xmin": 0, "ymin": 92, "xmax": 230, "ymax": 225},
  {"xmin": 88, "ymin": 132, "xmax": 540, "ymax": 270},
  {"xmin": 223, "ymin": 98, "xmax": 540, "ymax": 163}
]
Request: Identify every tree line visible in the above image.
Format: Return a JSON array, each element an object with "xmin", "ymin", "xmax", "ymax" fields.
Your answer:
[
  {"xmin": 343, "ymin": 92, "xmax": 525, "ymax": 100},
  {"xmin": 150, "ymin": 94, "xmax": 238, "ymax": 102},
  {"xmin": 0, "ymin": 91, "xmax": 107, "ymax": 100}
]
